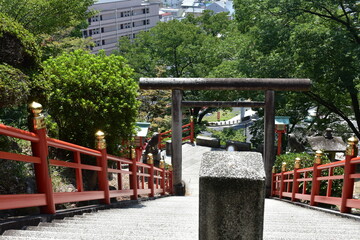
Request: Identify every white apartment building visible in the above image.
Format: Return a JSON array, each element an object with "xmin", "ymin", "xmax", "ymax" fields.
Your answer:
[{"xmin": 83, "ymin": 0, "xmax": 160, "ymax": 54}]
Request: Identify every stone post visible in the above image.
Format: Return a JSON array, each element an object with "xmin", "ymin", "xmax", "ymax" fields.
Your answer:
[
  {"xmin": 264, "ymin": 90, "xmax": 275, "ymax": 197},
  {"xmin": 199, "ymin": 152, "xmax": 265, "ymax": 240},
  {"xmin": 172, "ymin": 89, "xmax": 185, "ymax": 195}
]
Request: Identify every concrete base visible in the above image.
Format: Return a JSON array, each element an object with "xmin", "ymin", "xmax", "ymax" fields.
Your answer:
[
  {"xmin": 199, "ymin": 152, "xmax": 265, "ymax": 240},
  {"xmin": 196, "ymin": 136, "xmax": 220, "ymax": 148},
  {"xmin": 173, "ymin": 181, "xmax": 186, "ymax": 196}
]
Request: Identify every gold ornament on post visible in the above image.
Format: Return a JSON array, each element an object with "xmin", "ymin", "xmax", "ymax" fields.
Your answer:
[
  {"xmin": 294, "ymin": 157, "xmax": 301, "ymax": 169},
  {"xmin": 159, "ymin": 159, "xmax": 165, "ymax": 169},
  {"xmin": 345, "ymin": 136, "xmax": 358, "ymax": 157},
  {"xmin": 168, "ymin": 164, "xmax": 173, "ymax": 171},
  {"xmin": 131, "ymin": 148, "xmax": 136, "ymax": 160},
  {"xmin": 272, "ymin": 166, "xmax": 276, "ymax": 173},
  {"xmin": 95, "ymin": 130, "xmax": 106, "ymax": 150},
  {"xmin": 29, "ymin": 102, "xmax": 46, "ymax": 130},
  {"xmin": 315, "ymin": 150, "xmax": 323, "ymax": 164},
  {"xmin": 281, "ymin": 162, "xmax": 287, "ymax": 172},
  {"xmin": 147, "ymin": 153, "xmax": 154, "ymax": 165}
]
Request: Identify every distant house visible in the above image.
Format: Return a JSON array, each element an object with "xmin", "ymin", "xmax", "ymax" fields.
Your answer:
[
  {"xmin": 206, "ymin": 0, "xmax": 234, "ymax": 18},
  {"xmin": 82, "ymin": 0, "xmax": 160, "ymax": 54},
  {"xmin": 161, "ymin": 0, "xmax": 182, "ymax": 8}
]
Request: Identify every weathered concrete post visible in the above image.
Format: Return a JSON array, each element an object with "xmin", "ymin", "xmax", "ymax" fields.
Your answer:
[
  {"xmin": 172, "ymin": 89, "xmax": 185, "ymax": 195},
  {"xmin": 199, "ymin": 152, "xmax": 265, "ymax": 240},
  {"xmin": 264, "ymin": 90, "xmax": 275, "ymax": 197}
]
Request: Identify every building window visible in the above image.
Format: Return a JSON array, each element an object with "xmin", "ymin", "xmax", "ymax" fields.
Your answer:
[
  {"xmin": 92, "ymin": 28, "xmax": 100, "ymax": 35},
  {"xmin": 121, "ymin": 11, "xmax": 132, "ymax": 17},
  {"xmin": 101, "ymin": 27, "xmax": 104, "ymax": 33},
  {"xmin": 102, "ymin": 40, "xmax": 105, "ymax": 45},
  {"xmin": 95, "ymin": 40, "xmax": 101, "ymax": 46},
  {"xmin": 147, "ymin": 19, "xmax": 150, "ymax": 25},
  {"xmin": 91, "ymin": 15, "xmax": 99, "ymax": 22}
]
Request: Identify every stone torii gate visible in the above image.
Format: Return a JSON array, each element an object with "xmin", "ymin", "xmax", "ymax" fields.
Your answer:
[{"xmin": 139, "ymin": 78, "xmax": 311, "ymax": 196}]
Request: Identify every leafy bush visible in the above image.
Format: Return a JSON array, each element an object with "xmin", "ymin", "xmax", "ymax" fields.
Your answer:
[
  {"xmin": 208, "ymin": 128, "xmax": 245, "ymax": 145},
  {"xmin": 40, "ymin": 49, "xmax": 140, "ymax": 154}
]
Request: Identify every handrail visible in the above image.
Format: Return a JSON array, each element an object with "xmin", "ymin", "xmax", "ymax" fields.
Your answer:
[
  {"xmin": 158, "ymin": 120, "xmax": 194, "ymax": 149},
  {"xmin": 271, "ymin": 144, "xmax": 359, "ymax": 213},
  {"xmin": 0, "ymin": 122, "xmax": 173, "ymax": 214}
]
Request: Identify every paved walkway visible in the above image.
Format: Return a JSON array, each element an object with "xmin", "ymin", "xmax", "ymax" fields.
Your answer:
[{"xmin": 2, "ymin": 144, "xmax": 360, "ymax": 239}]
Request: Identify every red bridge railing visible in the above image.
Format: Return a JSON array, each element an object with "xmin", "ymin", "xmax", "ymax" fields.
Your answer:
[
  {"xmin": 0, "ymin": 104, "xmax": 173, "ymax": 214},
  {"xmin": 271, "ymin": 138, "xmax": 359, "ymax": 213},
  {"xmin": 158, "ymin": 117, "xmax": 194, "ymax": 149}
]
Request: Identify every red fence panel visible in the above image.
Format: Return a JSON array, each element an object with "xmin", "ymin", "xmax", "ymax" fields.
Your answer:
[
  {"xmin": 272, "ymin": 138, "xmax": 359, "ymax": 213},
  {"xmin": 0, "ymin": 109, "xmax": 173, "ymax": 214}
]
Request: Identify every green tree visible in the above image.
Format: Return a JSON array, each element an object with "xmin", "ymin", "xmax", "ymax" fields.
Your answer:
[
  {"xmin": 40, "ymin": 50, "xmax": 140, "ymax": 153},
  {"xmin": 117, "ymin": 19, "xmax": 229, "ymax": 124},
  {"xmin": 0, "ymin": 0, "xmax": 94, "ymax": 35},
  {"xmin": 0, "ymin": 13, "xmax": 42, "ymax": 108},
  {"xmin": 232, "ymin": 0, "xmax": 360, "ymax": 138}
]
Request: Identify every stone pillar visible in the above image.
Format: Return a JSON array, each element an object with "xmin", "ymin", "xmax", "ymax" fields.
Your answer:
[
  {"xmin": 264, "ymin": 90, "xmax": 275, "ymax": 197},
  {"xmin": 199, "ymin": 152, "xmax": 265, "ymax": 240},
  {"xmin": 171, "ymin": 90, "xmax": 185, "ymax": 195}
]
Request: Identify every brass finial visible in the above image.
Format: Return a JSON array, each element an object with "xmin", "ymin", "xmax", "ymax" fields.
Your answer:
[
  {"xmin": 346, "ymin": 136, "xmax": 358, "ymax": 156},
  {"xmin": 294, "ymin": 158, "xmax": 301, "ymax": 169},
  {"xmin": 190, "ymin": 116, "xmax": 194, "ymax": 122},
  {"xmin": 95, "ymin": 130, "xmax": 106, "ymax": 149},
  {"xmin": 168, "ymin": 164, "xmax": 173, "ymax": 171},
  {"xmin": 281, "ymin": 162, "xmax": 287, "ymax": 172},
  {"xmin": 147, "ymin": 153, "xmax": 154, "ymax": 165},
  {"xmin": 131, "ymin": 148, "xmax": 136, "ymax": 160},
  {"xmin": 29, "ymin": 101, "xmax": 46, "ymax": 130},
  {"xmin": 315, "ymin": 150, "xmax": 323, "ymax": 164},
  {"xmin": 159, "ymin": 159, "xmax": 165, "ymax": 169},
  {"xmin": 272, "ymin": 166, "xmax": 276, "ymax": 173}
]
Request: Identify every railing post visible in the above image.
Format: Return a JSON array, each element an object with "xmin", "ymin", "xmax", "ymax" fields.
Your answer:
[
  {"xmin": 279, "ymin": 162, "xmax": 286, "ymax": 199},
  {"xmin": 130, "ymin": 148, "xmax": 138, "ymax": 200},
  {"xmin": 95, "ymin": 131, "xmax": 110, "ymax": 205},
  {"xmin": 190, "ymin": 116, "xmax": 195, "ymax": 144},
  {"xmin": 169, "ymin": 164, "xmax": 173, "ymax": 194},
  {"xmin": 29, "ymin": 102, "xmax": 56, "ymax": 214},
  {"xmin": 340, "ymin": 137, "xmax": 358, "ymax": 213},
  {"xmin": 310, "ymin": 150, "xmax": 323, "ymax": 206},
  {"xmin": 147, "ymin": 153, "xmax": 155, "ymax": 197},
  {"xmin": 292, "ymin": 158, "xmax": 301, "ymax": 202},
  {"xmin": 271, "ymin": 166, "xmax": 276, "ymax": 197},
  {"xmin": 160, "ymin": 159, "xmax": 166, "ymax": 195}
]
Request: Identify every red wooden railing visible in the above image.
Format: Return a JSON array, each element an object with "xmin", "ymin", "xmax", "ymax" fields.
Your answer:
[
  {"xmin": 271, "ymin": 140, "xmax": 359, "ymax": 213},
  {"xmin": 0, "ymin": 122, "xmax": 173, "ymax": 214},
  {"xmin": 158, "ymin": 118, "xmax": 195, "ymax": 149}
]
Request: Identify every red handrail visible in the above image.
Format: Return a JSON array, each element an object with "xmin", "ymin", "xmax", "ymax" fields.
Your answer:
[
  {"xmin": 0, "ymin": 123, "xmax": 173, "ymax": 214},
  {"xmin": 158, "ymin": 120, "xmax": 195, "ymax": 149},
  {"xmin": 271, "ymin": 154, "xmax": 360, "ymax": 213}
]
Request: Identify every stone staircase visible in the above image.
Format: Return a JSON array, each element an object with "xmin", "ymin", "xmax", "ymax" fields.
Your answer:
[
  {"xmin": 1, "ymin": 144, "xmax": 360, "ymax": 239},
  {"xmin": 1, "ymin": 196, "xmax": 198, "ymax": 240}
]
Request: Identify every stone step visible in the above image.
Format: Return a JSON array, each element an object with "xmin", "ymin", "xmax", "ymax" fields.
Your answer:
[{"xmin": 2, "ymin": 230, "xmax": 197, "ymax": 240}]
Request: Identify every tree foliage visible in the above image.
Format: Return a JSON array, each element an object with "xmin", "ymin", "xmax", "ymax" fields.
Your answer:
[
  {"xmin": 0, "ymin": 0, "xmax": 95, "ymax": 35},
  {"xmin": 40, "ymin": 50, "xmax": 140, "ymax": 153},
  {"xmin": 232, "ymin": 0, "xmax": 360, "ymax": 138},
  {"xmin": 0, "ymin": 13, "xmax": 41, "ymax": 107}
]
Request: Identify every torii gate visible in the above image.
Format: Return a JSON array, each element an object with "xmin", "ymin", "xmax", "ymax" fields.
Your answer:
[{"xmin": 139, "ymin": 78, "xmax": 311, "ymax": 196}]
